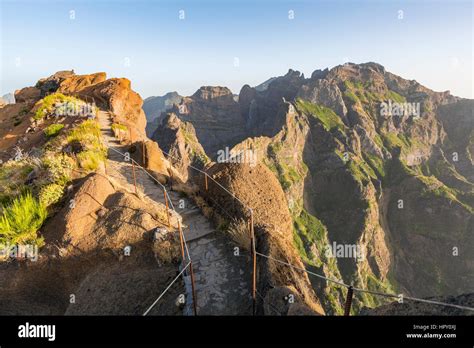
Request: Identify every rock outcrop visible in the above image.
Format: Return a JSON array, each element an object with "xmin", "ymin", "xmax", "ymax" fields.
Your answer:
[
  {"xmin": 14, "ymin": 86, "xmax": 42, "ymax": 103},
  {"xmin": 57, "ymin": 72, "xmax": 107, "ymax": 94},
  {"xmin": 143, "ymin": 91, "xmax": 183, "ymax": 135},
  {"xmin": 199, "ymin": 162, "xmax": 325, "ymax": 315},
  {"xmin": 165, "ymin": 86, "xmax": 247, "ymax": 157},
  {"xmin": 151, "ymin": 113, "xmax": 209, "ymax": 182},
  {"xmin": 78, "ymin": 78, "xmax": 147, "ymax": 139},
  {"xmin": 0, "ymin": 71, "xmax": 184, "ymax": 316},
  {"xmin": 238, "ymin": 69, "xmax": 306, "ymax": 138},
  {"xmin": 35, "ymin": 70, "xmax": 75, "ymax": 96}
]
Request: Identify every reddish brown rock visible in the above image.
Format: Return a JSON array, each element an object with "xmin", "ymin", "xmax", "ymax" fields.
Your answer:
[
  {"xmin": 78, "ymin": 78, "xmax": 147, "ymax": 140},
  {"xmin": 58, "ymin": 72, "xmax": 107, "ymax": 94},
  {"xmin": 14, "ymin": 87, "xmax": 41, "ymax": 103}
]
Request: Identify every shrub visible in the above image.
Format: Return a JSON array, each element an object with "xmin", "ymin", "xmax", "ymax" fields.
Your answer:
[
  {"xmin": 39, "ymin": 183, "xmax": 64, "ymax": 207},
  {"xmin": 34, "ymin": 93, "xmax": 90, "ymax": 120},
  {"xmin": 0, "ymin": 192, "xmax": 47, "ymax": 246},
  {"xmin": 44, "ymin": 123, "xmax": 65, "ymax": 137},
  {"xmin": 43, "ymin": 154, "xmax": 73, "ymax": 186},
  {"xmin": 77, "ymin": 150, "xmax": 105, "ymax": 171},
  {"xmin": 0, "ymin": 159, "xmax": 37, "ymax": 198},
  {"xmin": 66, "ymin": 120, "xmax": 106, "ymax": 171},
  {"xmin": 67, "ymin": 119, "xmax": 103, "ymax": 148},
  {"xmin": 227, "ymin": 219, "xmax": 251, "ymax": 250},
  {"xmin": 35, "ymin": 93, "xmax": 73, "ymax": 120}
]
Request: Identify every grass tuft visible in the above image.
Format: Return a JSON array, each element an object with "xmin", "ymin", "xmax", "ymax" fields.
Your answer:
[
  {"xmin": 0, "ymin": 192, "xmax": 46, "ymax": 246},
  {"xmin": 44, "ymin": 123, "xmax": 65, "ymax": 137}
]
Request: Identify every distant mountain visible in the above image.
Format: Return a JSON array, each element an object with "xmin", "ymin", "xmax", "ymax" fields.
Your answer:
[
  {"xmin": 143, "ymin": 91, "xmax": 182, "ymax": 122},
  {"xmin": 0, "ymin": 93, "xmax": 15, "ymax": 105},
  {"xmin": 254, "ymin": 77, "xmax": 277, "ymax": 92},
  {"xmin": 157, "ymin": 86, "xmax": 246, "ymax": 156},
  {"xmin": 143, "ymin": 92, "xmax": 183, "ymax": 136}
]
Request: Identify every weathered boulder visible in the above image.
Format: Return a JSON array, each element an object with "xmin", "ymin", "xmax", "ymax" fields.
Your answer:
[
  {"xmin": 36, "ymin": 70, "xmax": 75, "ymax": 96},
  {"xmin": 14, "ymin": 86, "xmax": 41, "ymax": 103},
  {"xmin": 78, "ymin": 78, "xmax": 147, "ymax": 140},
  {"xmin": 130, "ymin": 139, "xmax": 170, "ymax": 184}
]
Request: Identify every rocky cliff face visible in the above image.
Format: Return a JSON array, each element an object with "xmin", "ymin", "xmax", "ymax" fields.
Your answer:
[
  {"xmin": 77, "ymin": 77, "xmax": 147, "ymax": 140},
  {"xmin": 149, "ymin": 62, "xmax": 473, "ymax": 314},
  {"xmin": 143, "ymin": 92, "xmax": 183, "ymax": 136},
  {"xmin": 159, "ymin": 86, "xmax": 247, "ymax": 157},
  {"xmin": 151, "ymin": 112, "xmax": 209, "ymax": 181},
  {"xmin": 239, "ymin": 69, "xmax": 306, "ymax": 138}
]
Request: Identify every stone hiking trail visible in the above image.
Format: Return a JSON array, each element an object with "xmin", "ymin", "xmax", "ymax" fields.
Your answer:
[{"xmin": 97, "ymin": 111, "xmax": 252, "ymax": 315}]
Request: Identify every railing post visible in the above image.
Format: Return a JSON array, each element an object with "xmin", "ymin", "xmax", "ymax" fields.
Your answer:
[
  {"xmin": 250, "ymin": 209, "xmax": 257, "ymax": 315},
  {"xmin": 204, "ymin": 172, "xmax": 208, "ymax": 191},
  {"xmin": 189, "ymin": 261, "xmax": 198, "ymax": 316},
  {"xmin": 163, "ymin": 190, "xmax": 171, "ymax": 227},
  {"xmin": 344, "ymin": 286, "xmax": 354, "ymax": 316},
  {"xmin": 177, "ymin": 220, "xmax": 185, "ymax": 260},
  {"xmin": 129, "ymin": 128, "xmax": 138, "ymax": 194}
]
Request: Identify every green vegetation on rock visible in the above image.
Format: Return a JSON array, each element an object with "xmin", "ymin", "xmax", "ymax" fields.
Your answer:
[
  {"xmin": 67, "ymin": 120, "xmax": 106, "ymax": 171},
  {"xmin": 292, "ymin": 207, "xmax": 345, "ymax": 314},
  {"xmin": 38, "ymin": 183, "xmax": 64, "ymax": 207},
  {"xmin": 44, "ymin": 123, "xmax": 64, "ymax": 137},
  {"xmin": 386, "ymin": 90, "xmax": 407, "ymax": 103},
  {"xmin": 293, "ymin": 208, "xmax": 327, "ymax": 266},
  {"xmin": 346, "ymin": 155, "xmax": 378, "ymax": 185},
  {"xmin": 343, "ymin": 80, "xmax": 406, "ymax": 105},
  {"xmin": 364, "ymin": 153, "xmax": 386, "ymax": 179},
  {"xmin": 267, "ymin": 143, "xmax": 306, "ymax": 190},
  {"xmin": 34, "ymin": 93, "xmax": 85, "ymax": 120},
  {"xmin": 0, "ymin": 117, "xmax": 106, "ymax": 254},
  {"xmin": 383, "ymin": 132, "xmax": 411, "ymax": 151},
  {"xmin": 295, "ymin": 98, "xmax": 345, "ymax": 133}
]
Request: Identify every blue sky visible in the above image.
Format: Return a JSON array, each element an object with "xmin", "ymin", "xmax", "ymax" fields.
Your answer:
[{"xmin": 1, "ymin": 0, "xmax": 472, "ymax": 98}]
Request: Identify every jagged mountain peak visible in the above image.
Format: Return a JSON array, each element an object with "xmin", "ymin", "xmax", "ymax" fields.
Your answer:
[{"xmin": 192, "ymin": 86, "xmax": 234, "ymax": 100}]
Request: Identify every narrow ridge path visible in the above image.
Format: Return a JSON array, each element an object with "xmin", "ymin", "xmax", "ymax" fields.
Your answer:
[{"xmin": 97, "ymin": 111, "xmax": 252, "ymax": 315}]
